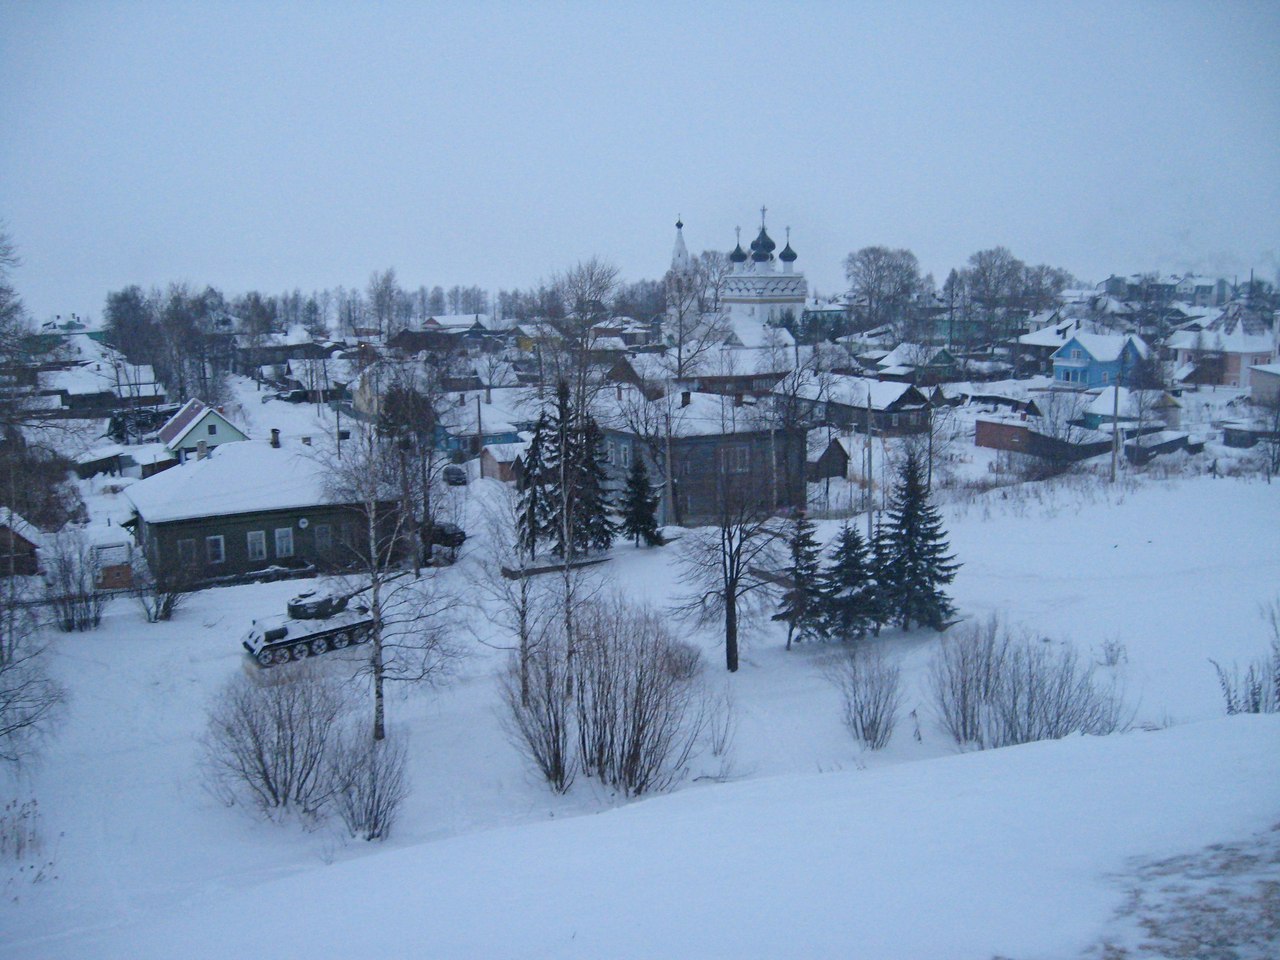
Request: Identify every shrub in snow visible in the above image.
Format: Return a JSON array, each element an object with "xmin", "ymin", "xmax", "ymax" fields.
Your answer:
[
  {"xmin": 1, "ymin": 797, "xmax": 41, "ymax": 862},
  {"xmin": 979, "ymin": 642, "xmax": 1126, "ymax": 748},
  {"xmin": 1208, "ymin": 598, "xmax": 1280, "ymax": 716},
  {"xmin": 1211, "ymin": 649, "xmax": 1279, "ymax": 715},
  {"xmin": 0, "ymin": 582, "xmax": 65, "ymax": 766},
  {"xmin": 327, "ymin": 725, "xmax": 409, "ymax": 841},
  {"xmin": 43, "ymin": 529, "xmax": 110, "ymax": 632},
  {"xmin": 928, "ymin": 615, "xmax": 1126, "ymax": 750},
  {"xmin": 202, "ymin": 664, "xmax": 410, "ymax": 838},
  {"xmin": 502, "ymin": 596, "xmax": 718, "ymax": 797},
  {"xmin": 201, "ymin": 664, "xmax": 351, "ymax": 819},
  {"xmin": 500, "ymin": 639, "xmax": 575, "ymax": 794},
  {"xmin": 825, "ymin": 645, "xmax": 903, "ymax": 750},
  {"xmin": 132, "ymin": 555, "xmax": 193, "ymax": 623},
  {"xmin": 927, "ymin": 615, "xmax": 1007, "ymax": 746},
  {"xmin": 572, "ymin": 599, "xmax": 708, "ymax": 797}
]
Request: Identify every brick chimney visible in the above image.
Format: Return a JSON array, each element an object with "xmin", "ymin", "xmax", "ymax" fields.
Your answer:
[
  {"xmin": 196, "ymin": 439, "xmax": 208, "ymax": 460},
  {"xmin": 270, "ymin": 428, "xmax": 280, "ymax": 448},
  {"xmin": 681, "ymin": 390, "xmax": 691, "ymax": 408}
]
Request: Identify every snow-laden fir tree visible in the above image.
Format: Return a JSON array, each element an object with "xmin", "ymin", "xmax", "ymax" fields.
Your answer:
[
  {"xmin": 521, "ymin": 379, "xmax": 615, "ymax": 560},
  {"xmin": 539, "ymin": 381, "xmax": 579, "ymax": 559},
  {"xmin": 620, "ymin": 454, "xmax": 663, "ymax": 547},
  {"xmin": 575, "ymin": 417, "xmax": 615, "ymax": 555},
  {"xmin": 775, "ymin": 511, "xmax": 824, "ymax": 650},
  {"xmin": 817, "ymin": 522, "xmax": 876, "ymax": 641},
  {"xmin": 883, "ymin": 450, "xmax": 960, "ymax": 630},
  {"xmin": 517, "ymin": 413, "xmax": 549, "ymax": 559}
]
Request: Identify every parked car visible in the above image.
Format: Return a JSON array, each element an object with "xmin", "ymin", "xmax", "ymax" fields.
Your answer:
[
  {"xmin": 423, "ymin": 522, "xmax": 466, "ymax": 549},
  {"xmin": 442, "ymin": 464, "xmax": 468, "ymax": 486}
]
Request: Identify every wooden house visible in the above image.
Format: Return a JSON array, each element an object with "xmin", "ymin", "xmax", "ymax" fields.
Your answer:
[
  {"xmin": 0, "ymin": 509, "xmax": 42, "ymax": 576},
  {"xmin": 123, "ymin": 438, "xmax": 403, "ymax": 583},
  {"xmin": 158, "ymin": 398, "xmax": 249, "ymax": 461}
]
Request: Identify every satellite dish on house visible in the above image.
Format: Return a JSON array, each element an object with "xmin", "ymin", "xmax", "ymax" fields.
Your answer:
[{"xmin": 298, "ymin": 518, "xmax": 309, "ymax": 529}]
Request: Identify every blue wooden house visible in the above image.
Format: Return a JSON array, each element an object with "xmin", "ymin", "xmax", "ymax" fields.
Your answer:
[{"xmin": 1051, "ymin": 334, "xmax": 1148, "ymax": 388}]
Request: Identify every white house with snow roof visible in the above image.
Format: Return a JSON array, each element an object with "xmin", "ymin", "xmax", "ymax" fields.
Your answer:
[
  {"xmin": 1166, "ymin": 303, "xmax": 1277, "ymax": 388},
  {"xmin": 158, "ymin": 399, "xmax": 249, "ymax": 461}
]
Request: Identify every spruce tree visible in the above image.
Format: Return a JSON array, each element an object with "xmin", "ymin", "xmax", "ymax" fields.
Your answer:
[
  {"xmin": 776, "ymin": 511, "xmax": 824, "ymax": 650},
  {"xmin": 575, "ymin": 416, "xmax": 616, "ymax": 554},
  {"xmin": 540, "ymin": 381, "xmax": 577, "ymax": 559},
  {"xmin": 868, "ymin": 518, "xmax": 891, "ymax": 636},
  {"xmin": 517, "ymin": 414, "xmax": 548, "ymax": 558},
  {"xmin": 817, "ymin": 522, "xmax": 875, "ymax": 641},
  {"xmin": 620, "ymin": 455, "xmax": 663, "ymax": 547},
  {"xmin": 883, "ymin": 450, "xmax": 960, "ymax": 630}
]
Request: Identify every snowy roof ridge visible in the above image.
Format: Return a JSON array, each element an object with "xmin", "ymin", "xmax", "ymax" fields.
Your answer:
[{"xmin": 124, "ymin": 440, "xmax": 331, "ymax": 524}]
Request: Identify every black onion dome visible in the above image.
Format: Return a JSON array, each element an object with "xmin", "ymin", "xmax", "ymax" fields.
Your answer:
[
  {"xmin": 729, "ymin": 243, "xmax": 748, "ymax": 263},
  {"xmin": 779, "ymin": 242, "xmax": 797, "ymax": 262},
  {"xmin": 751, "ymin": 225, "xmax": 776, "ymax": 261}
]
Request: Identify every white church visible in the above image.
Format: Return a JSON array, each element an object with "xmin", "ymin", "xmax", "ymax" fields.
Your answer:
[
  {"xmin": 721, "ymin": 207, "xmax": 808, "ymax": 326},
  {"xmin": 667, "ymin": 209, "xmax": 806, "ymax": 353}
]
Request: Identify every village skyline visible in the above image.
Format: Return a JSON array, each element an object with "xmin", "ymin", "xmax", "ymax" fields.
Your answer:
[{"xmin": 3, "ymin": 2, "xmax": 1278, "ymax": 323}]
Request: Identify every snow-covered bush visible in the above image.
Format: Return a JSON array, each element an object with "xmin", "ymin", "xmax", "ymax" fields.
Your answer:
[
  {"xmin": 43, "ymin": 529, "xmax": 110, "ymax": 632},
  {"xmin": 0, "ymin": 797, "xmax": 41, "ymax": 862},
  {"xmin": 500, "ymin": 639, "xmax": 575, "ymax": 794},
  {"xmin": 929, "ymin": 615, "xmax": 1126, "ymax": 750},
  {"xmin": 825, "ymin": 645, "xmax": 903, "ymax": 750},
  {"xmin": 928, "ymin": 615, "xmax": 1007, "ymax": 746},
  {"xmin": 573, "ymin": 599, "xmax": 708, "ymax": 797},
  {"xmin": 1211, "ymin": 647, "xmax": 1280, "ymax": 715},
  {"xmin": 1209, "ymin": 596, "xmax": 1280, "ymax": 715},
  {"xmin": 326, "ymin": 726, "xmax": 409, "ymax": 841},
  {"xmin": 0, "ymin": 581, "xmax": 65, "ymax": 766},
  {"xmin": 501, "ymin": 596, "xmax": 716, "ymax": 797},
  {"xmin": 979, "ymin": 642, "xmax": 1126, "ymax": 748},
  {"xmin": 203, "ymin": 664, "xmax": 410, "ymax": 837},
  {"xmin": 132, "ymin": 555, "xmax": 192, "ymax": 623},
  {"xmin": 201, "ymin": 664, "xmax": 351, "ymax": 819}
]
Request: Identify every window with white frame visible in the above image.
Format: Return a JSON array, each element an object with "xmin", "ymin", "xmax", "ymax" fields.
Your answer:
[
  {"xmin": 206, "ymin": 535, "xmax": 225, "ymax": 564},
  {"xmin": 720, "ymin": 444, "xmax": 749, "ymax": 473},
  {"xmin": 275, "ymin": 527, "xmax": 294, "ymax": 558},
  {"xmin": 246, "ymin": 530, "xmax": 266, "ymax": 561},
  {"xmin": 619, "ymin": 443, "xmax": 631, "ymax": 468}
]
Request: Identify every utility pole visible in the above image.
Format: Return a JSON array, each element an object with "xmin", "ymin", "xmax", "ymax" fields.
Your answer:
[
  {"xmin": 1109, "ymin": 348, "xmax": 1126, "ymax": 483},
  {"xmin": 865, "ymin": 385, "xmax": 874, "ymax": 542}
]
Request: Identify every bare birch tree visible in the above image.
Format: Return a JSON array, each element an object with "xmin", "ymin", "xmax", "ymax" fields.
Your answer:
[{"xmin": 319, "ymin": 413, "xmax": 457, "ymax": 742}]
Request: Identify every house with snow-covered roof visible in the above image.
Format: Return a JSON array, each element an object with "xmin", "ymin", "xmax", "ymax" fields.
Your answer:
[
  {"xmin": 0, "ymin": 508, "xmax": 43, "ymax": 576},
  {"xmin": 875, "ymin": 344, "xmax": 957, "ymax": 385},
  {"xmin": 789, "ymin": 374, "xmax": 930, "ymax": 436},
  {"xmin": 1166, "ymin": 303, "xmax": 1277, "ymax": 389},
  {"xmin": 1080, "ymin": 387, "xmax": 1181, "ymax": 431},
  {"xmin": 596, "ymin": 387, "xmax": 806, "ymax": 526},
  {"xmin": 123, "ymin": 437, "xmax": 403, "ymax": 583},
  {"xmin": 1251, "ymin": 363, "xmax": 1280, "ymax": 406},
  {"xmin": 1050, "ymin": 333, "xmax": 1149, "ymax": 389},
  {"xmin": 158, "ymin": 398, "xmax": 249, "ymax": 461}
]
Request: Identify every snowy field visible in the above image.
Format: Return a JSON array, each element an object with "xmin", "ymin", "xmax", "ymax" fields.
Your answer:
[{"xmin": 2, "ymin": 472, "xmax": 1278, "ymax": 958}]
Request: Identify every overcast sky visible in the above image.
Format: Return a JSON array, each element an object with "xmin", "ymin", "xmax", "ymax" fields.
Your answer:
[{"xmin": 2, "ymin": 0, "xmax": 1277, "ymax": 323}]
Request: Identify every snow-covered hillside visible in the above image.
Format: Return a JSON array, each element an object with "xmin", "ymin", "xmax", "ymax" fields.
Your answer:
[
  {"xmin": 36, "ymin": 717, "xmax": 1280, "ymax": 960},
  {"xmin": 2, "ymin": 474, "xmax": 1277, "ymax": 958}
]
